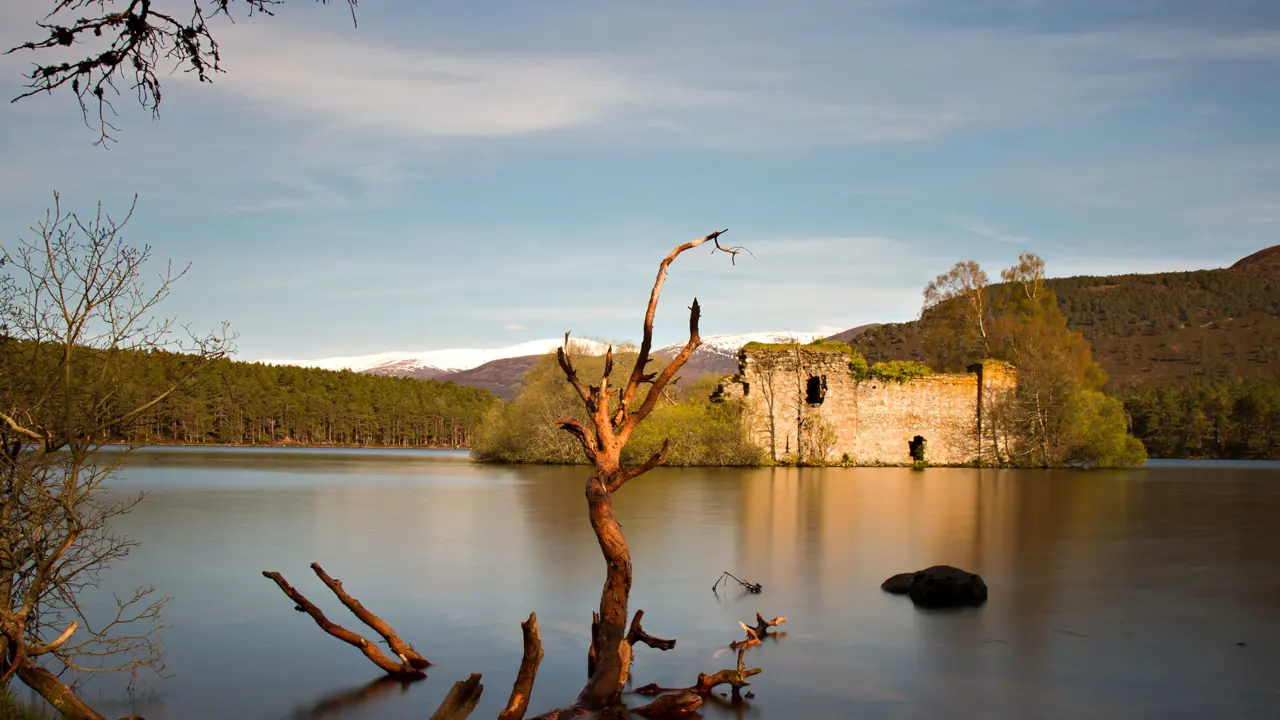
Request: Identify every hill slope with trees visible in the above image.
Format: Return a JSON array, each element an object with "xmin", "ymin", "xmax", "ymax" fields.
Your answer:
[
  {"xmin": 851, "ymin": 250, "xmax": 1280, "ymax": 386},
  {"xmin": 124, "ymin": 357, "xmax": 498, "ymax": 448}
]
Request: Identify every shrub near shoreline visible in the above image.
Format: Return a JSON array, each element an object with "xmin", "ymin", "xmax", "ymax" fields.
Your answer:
[{"xmin": 471, "ymin": 351, "xmax": 763, "ymax": 466}]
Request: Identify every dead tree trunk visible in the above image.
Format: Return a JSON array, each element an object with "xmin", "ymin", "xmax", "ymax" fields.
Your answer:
[
  {"xmin": 14, "ymin": 661, "xmax": 107, "ymax": 720},
  {"xmin": 266, "ymin": 233, "xmax": 780, "ymax": 720},
  {"xmin": 553, "ymin": 229, "xmax": 744, "ymax": 710}
]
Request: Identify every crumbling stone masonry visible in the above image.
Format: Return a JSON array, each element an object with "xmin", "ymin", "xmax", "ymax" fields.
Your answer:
[{"xmin": 716, "ymin": 345, "xmax": 1016, "ymax": 466}]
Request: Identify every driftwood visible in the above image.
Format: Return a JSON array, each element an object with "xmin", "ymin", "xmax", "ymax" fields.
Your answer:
[
  {"xmin": 262, "ymin": 566, "xmax": 427, "ymax": 679},
  {"xmin": 430, "ymin": 674, "xmax": 484, "ymax": 720},
  {"xmin": 627, "ymin": 610, "xmax": 676, "ymax": 652},
  {"xmin": 630, "ymin": 617, "xmax": 782, "ymax": 710},
  {"xmin": 732, "ymin": 614, "xmax": 786, "ymax": 648},
  {"xmin": 498, "ymin": 613, "xmax": 544, "ymax": 720},
  {"xmin": 310, "ymin": 563, "xmax": 429, "ymax": 669}
]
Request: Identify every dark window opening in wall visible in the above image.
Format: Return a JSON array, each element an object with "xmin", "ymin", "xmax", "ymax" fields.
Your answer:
[
  {"xmin": 742, "ymin": 382, "xmax": 751, "ymax": 396},
  {"xmin": 909, "ymin": 435, "xmax": 927, "ymax": 462},
  {"xmin": 806, "ymin": 375, "xmax": 827, "ymax": 404}
]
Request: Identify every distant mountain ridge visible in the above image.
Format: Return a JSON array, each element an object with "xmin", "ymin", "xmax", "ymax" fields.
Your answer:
[
  {"xmin": 261, "ymin": 338, "xmax": 612, "ymax": 381},
  {"xmin": 261, "ymin": 330, "xmax": 867, "ymax": 400}
]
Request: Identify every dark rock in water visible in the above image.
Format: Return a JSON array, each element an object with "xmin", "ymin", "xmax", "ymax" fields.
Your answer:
[
  {"xmin": 881, "ymin": 565, "xmax": 988, "ymax": 608},
  {"xmin": 880, "ymin": 573, "xmax": 916, "ymax": 594}
]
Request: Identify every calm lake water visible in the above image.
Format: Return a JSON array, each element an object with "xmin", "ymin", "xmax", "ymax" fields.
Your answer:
[{"xmin": 44, "ymin": 449, "xmax": 1280, "ymax": 719}]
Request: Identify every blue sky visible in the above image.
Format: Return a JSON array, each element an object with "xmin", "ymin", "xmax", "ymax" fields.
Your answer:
[{"xmin": 1, "ymin": 0, "xmax": 1278, "ymax": 360}]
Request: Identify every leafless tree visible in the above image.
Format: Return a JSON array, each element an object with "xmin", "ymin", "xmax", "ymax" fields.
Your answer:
[
  {"xmin": 550, "ymin": 230, "xmax": 740, "ymax": 710},
  {"xmin": 999, "ymin": 252, "xmax": 1047, "ymax": 304},
  {"xmin": 7, "ymin": 1, "xmax": 358, "ymax": 144},
  {"xmin": 747, "ymin": 349, "xmax": 783, "ymax": 462},
  {"xmin": 0, "ymin": 193, "xmax": 232, "ymax": 719},
  {"xmin": 800, "ymin": 414, "xmax": 838, "ymax": 466},
  {"xmin": 923, "ymin": 260, "xmax": 992, "ymax": 360}
]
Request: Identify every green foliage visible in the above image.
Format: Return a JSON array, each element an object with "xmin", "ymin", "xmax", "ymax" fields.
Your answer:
[
  {"xmin": 847, "ymin": 351, "xmax": 869, "ymax": 380},
  {"xmin": 1064, "ymin": 390, "xmax": 1148, "ymax": 468},
  {"xmin": 470, "ymin": 353, "xmax": 610, "ymax": 464},
  {"xmin": 742, "ymin": 339, "xmax": 851, "ymax": 353},
  {"xmin": 1122, "ymin": 378, "xmax": 1280, "ymax": 459},
  {"xmin": 807, "ymin": 339, "xmax": 853, "ymax": 352},
  {"xmin": 471, "ymin": 352, "xmax": 763, "ymax": 466},
  {"xmin": 868, "ymin": 360, "xmax": 933, "ymax": 383},
  {"xmin": 626, "ymin": 400, "xmax": 764, "ymax": 466}
]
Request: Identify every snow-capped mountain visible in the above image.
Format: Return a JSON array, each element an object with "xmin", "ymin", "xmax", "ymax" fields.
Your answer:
[
  {"xmin": 260, "ymin": 328, "xmax": 862, "ymax": 398},
  {"xmin": 657, "ymin": 331, "xmax": 829, "ymax": 356},
  {"xmin": 651, "ymin": 330, "xmax": 832, "ymax": 380},
  {"xmin": 261, "ymin": 338, "xmax": 610, "ymax": 380}
]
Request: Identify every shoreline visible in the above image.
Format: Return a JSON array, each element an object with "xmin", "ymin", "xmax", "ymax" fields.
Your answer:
[{"xmin": 101, "ymin": 441, "xmax": 470, "ymax": 451}]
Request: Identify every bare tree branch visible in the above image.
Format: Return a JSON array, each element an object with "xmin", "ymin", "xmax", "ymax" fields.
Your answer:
[
  {"xmin": 554, "ymin": 417, "xmax": 598, "ymax": 463},
  {"xmin": 617, "ymin": 229, "xmax": 728, "ymax": 427},
  {"xmin": 310, "ymin": 562, "xmax": 429, "ymax": 669},
  {"xmin": 7, "ymin": 1, "xmax": 359, "ymax": 145},
  {"xmin": 607, "ymin": 439, "xmax": 668, "ymax": 493},
  {"xmin": 261, "ymin": 570, "xmax": 425, "ymax": 678}
]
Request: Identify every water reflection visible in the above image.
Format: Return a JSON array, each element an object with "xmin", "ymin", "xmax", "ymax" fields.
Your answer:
[
  {"xmin": 293, "ymin": 677, "xmax": 424, "ymax": 719},
  {"xmin": 67, "ymin": 451, "xmax": 1280, "ymax": 719}
]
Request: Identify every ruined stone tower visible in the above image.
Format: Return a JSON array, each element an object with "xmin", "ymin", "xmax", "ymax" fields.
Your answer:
[{"xmin": 716, "ymin": 343, "xmax": 1016, "ymax": 465}]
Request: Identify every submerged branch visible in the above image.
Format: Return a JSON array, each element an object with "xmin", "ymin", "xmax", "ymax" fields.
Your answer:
[{"xmin": 261, "ymin": 570, "xmax": 424, "ymax": 678}]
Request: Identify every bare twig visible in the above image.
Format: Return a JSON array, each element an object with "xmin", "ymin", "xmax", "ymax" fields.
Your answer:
[
  {"xmin": 7, "ymin": 1, "xmax": 360, "ymax": 145},
  {"xmin": 712, "ymin": 571, "xmax": 762, "ymax": 594}
]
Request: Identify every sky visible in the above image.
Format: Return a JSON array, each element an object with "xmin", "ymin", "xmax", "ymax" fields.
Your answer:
[{"xmin": 1, "ymin": 0, "xmax": 1278, "ymax": 361}]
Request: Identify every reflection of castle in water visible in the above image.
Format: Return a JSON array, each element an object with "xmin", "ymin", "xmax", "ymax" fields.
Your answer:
[{"xmin": 733, "ymin": 468, "xmax": 1135, "ymax": 679}]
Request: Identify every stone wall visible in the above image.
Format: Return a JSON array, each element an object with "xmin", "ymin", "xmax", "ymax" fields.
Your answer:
[{"xmin": 717, "ymin": 346, "xmax": 1015, "ymax": 465}]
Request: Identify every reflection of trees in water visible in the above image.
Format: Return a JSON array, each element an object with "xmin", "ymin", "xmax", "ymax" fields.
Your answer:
[
  {"xmin": 292, "ymin": 676, "xmax": 422, "ymax": 719},
  {"xmin": 512, "ymin": 465, "xmax": 754, "ymax": 590}
]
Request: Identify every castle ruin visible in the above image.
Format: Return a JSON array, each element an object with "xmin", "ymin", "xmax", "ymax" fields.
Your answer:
[{"xmin": 716, "ymin": 344, "xmax": 1016, "ymax": 466}]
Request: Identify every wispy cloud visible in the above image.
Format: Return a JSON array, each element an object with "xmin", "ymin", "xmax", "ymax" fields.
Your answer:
[
  {"xmin": 205, "ymin": 27, "xmax": 666, "ymax": 139},
  {"xmin": 503, "ymin": 323, "xmax": 527, "ymax": 331},
  {"xmin": 184, "ymin": 10, "xmax": 1181, "ymax": 152},
  {"xmin": 950, "ymin": 216, "xmax": 1030, "ymax": 245}
]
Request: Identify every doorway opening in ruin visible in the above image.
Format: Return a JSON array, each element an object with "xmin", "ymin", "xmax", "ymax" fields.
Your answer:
[
  {"xmin": 806, "ymin": 375, "xmax": 827, "ymax": 404},
  {"xmin": 909, "ymin": 435, "xmax": 927, "ymax": 462}
]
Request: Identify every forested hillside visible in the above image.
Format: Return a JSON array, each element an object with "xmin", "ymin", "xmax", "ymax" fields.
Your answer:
[
  {"xmin": 2, "ymin": 340, "xmax": 497, "ymax": 448},
  {"xmin": 125, "ymin": 358, "xmax": 497, "ymax": 447},
  {"xmin": 852, "ymin": 258, "xmax": 1280, "ymax": 386}
]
